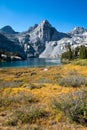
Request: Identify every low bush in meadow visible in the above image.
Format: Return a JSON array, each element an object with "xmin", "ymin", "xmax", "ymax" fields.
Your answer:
[
  {"xmin": 52, "ymin": 90, "xmax": 87, "ymax": 125},
  {"xmin": 5, "ymin": 105, "xmax": 48, "ymax": 126},
  {"xmin": 58, "ymin": 75, "xmax": 87, "ymax": 87}
]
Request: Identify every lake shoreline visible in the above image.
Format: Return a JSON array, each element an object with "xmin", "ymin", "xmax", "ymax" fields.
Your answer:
[{"xmin": 0, "ymin": 58, "xmax": 61, "ymax": 68}]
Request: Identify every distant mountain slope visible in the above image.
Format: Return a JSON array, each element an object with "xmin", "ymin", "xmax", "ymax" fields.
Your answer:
[
  {"xmin": 0, "ymin": 25, "xmax": 18, "ymax": 34},
  {"xmin": 0, "ymin": 33, "xmax": 26, "ymax": 59},
  {"xmin": 69, "ymin": 27, "xmax": 87, "ymax": 35}
]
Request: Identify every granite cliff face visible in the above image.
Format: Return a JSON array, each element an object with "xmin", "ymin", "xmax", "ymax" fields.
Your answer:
[
  {"xmin": 17, "ymin": 20, "xmax": 70, "ymax": 57},
  {"xmin": 40, "ymin": 27, "xmax": 87, "ymax": 58},
  {"xmin": 0, "ymin": 20, "xmax": 87, "ymax": 58},
  {"xmin": 28, "ymin": 20, "xmax": 69, "ymax": 42}
]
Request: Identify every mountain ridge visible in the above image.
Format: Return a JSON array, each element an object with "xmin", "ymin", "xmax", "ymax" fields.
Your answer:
[
  {"xmin": 0, "ymin": 25, "xmax": 18, "ymax": 34},
  {"xmin": 0, "ymin": 20, "xmax": 87, "ymax": 58}
]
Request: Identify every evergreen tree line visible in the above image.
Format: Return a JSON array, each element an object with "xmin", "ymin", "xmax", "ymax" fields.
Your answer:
[{"xmin": 61, "ymin": 45, "xmax": 87, "ymax": 60}]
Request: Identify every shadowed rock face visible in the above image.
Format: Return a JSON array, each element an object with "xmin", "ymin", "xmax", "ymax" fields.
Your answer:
[
  {"xmin": 0, "ymin": 25, "xmax": 18, "ymax": 34},
  {"xmin": 0, "ymin": 20, "xmax": 87, "ymax": 58},
  {"xmin": 0, "ymin": 33, "xmax": 26, "ymax": 59}
]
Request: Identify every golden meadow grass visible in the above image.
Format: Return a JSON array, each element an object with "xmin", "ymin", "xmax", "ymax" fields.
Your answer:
[{"xmin": 0, "ymin": 64, "xmax": 87, "ymax": 130}]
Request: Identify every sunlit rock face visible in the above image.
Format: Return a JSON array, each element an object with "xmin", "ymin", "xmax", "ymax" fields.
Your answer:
[{"xmin": 16, "ymin": 20, "xmax": 70, "ymax": 57}]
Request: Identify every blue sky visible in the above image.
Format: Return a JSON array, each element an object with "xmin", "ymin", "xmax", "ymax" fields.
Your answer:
[{"xmin": 0, "ymin": 0, "xmax": 87, "ymax": 32}]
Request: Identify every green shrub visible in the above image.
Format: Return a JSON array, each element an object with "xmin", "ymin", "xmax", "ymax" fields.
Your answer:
[
  {"xmin": 52, "ymin": 90, "xmax": 87, "ymax": 125},
  {"xmin": 0, "ymin": 97, "xmax": 12, "ymax": 107},
  {"xmin": 0, "ymin": 93, "xmax": 38, "ymax": 108},
  {"xmin": 79, "ymin": 45, "xmax": 87, "ymax": 59},
  {"xmin": 26, "ymin": 83, "xmax": 45, "ymax": 89},
  {"xmin": 5, "ymin": 106, "xmax": 48, "ymax": 125},
  {"xmin": 15, "ymin": 106, "xmax": 47, "ymax": 123},
  {"xmin": 61, "ymin": 44, "xmax": 73, "ymax": 60},
  {"xmin": 61, "ymin": 51, "xmax": 73, "ymax": 60},
  {"xmin": 58, "ymin": 75, "xmax": 87, "ymax": 87},
  {"xmin": 61, "ymin": 45, "xmax": 87, "ymax": 60},
  {"xmin": 73, "ymin": 59, "xmax": 87, "ymax": 66},
  {"xmin": 5, "ymin": 118, "xmax": 18, "ymax": 126},
  {"xmin": 11, "ymin": 93, "xmax": 38, "ymax": 103}
]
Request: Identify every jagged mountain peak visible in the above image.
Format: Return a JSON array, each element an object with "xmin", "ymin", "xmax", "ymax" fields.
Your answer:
[
  {"xmin": 0, "ymin": 25, "xmax": 18, "ymax": 34},
  {"xmin": 40, "ymin": 19, "xmax": 52, "ymax": 28},
  {"xmin": 28, "ymin": 19, "xmax": 68, "ymax": 43},
  {"xmin": 70, "ymin": 26, "xmax": 87, "ymax": 34},
  {"xmin": 19, "ymin": 19, "xmax": 70, "ymax": 48},
  {"xmin": 41, "ymin": 19, "xmax": 50, "ymax": 24}
]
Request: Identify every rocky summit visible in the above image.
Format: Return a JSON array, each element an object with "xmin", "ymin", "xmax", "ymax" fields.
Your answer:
[{"xmin": 0, "ymin": 20, "xmax": 87, "ymax": 58}]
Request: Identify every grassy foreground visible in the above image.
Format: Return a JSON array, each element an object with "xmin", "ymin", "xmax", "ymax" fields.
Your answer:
[{"xmin": 0, "ymin": 64, "xmax": 87, "ymax": 130}]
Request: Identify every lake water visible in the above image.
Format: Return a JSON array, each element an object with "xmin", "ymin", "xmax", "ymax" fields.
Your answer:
[{"xmin": 0, "ymin": 58, "xmax": 61, "ymax": 68}]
